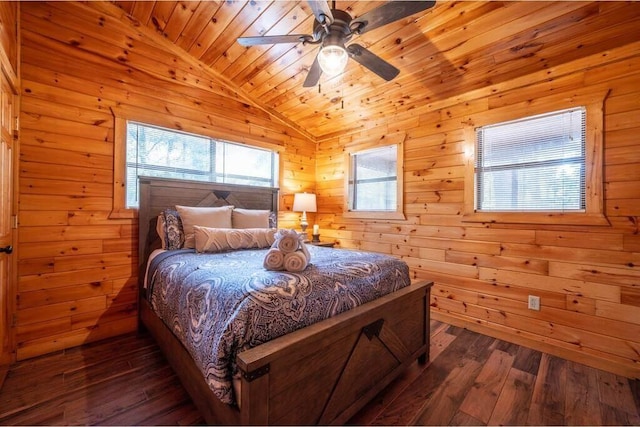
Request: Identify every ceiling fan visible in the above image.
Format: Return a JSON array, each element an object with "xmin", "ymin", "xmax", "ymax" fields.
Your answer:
[{"xmin": 237, "ymin": 1, "xmax": 436, "ymax": 87}]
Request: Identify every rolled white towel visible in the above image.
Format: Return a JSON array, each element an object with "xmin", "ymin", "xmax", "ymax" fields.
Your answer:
[
  {"xmin": 283, "ymin": 250, "xmax": 308, "ymax": 272},
  {"xmin": 275, "ymin": 231, "xmax": 299, "ymax": 253},
  {"xmin": 263, "ymin": 248, "xmax": 284, "ymax": 271},
  {"xmin": 274, "ymin": 228, "xmax": 297, "ymax": 241}
]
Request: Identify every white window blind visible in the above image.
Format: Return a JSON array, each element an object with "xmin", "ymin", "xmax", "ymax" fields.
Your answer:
[
  {"xmin": 126, "ymin": 122, "xmax": 278, "ymax": 208},
  {"xmin": 349, "ymin": 144, "xmax": 397, "ymax": 211},
  {"xmin": 476, "ymin": 107, "xmax": 586, "ymax": 212}
]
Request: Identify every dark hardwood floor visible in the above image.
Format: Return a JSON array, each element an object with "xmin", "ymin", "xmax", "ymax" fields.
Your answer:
[{"xmin": 1, "ymin": 321, "xmax": 639, "ymax": 425}]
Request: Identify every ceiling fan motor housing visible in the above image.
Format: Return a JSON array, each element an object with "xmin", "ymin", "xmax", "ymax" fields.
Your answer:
[{"xmin": 314, "ymin": 9, "xmax": 353, "ymax": 47}]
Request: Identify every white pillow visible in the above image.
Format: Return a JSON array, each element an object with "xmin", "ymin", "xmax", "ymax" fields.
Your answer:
[
  {"xmin": 232, "ymin": 208, "xmax": 271, "ymax": 229},
  {"xmin": 175, "ymin": 205, "xmax": 233, "ymax": 249},
  {"xmin": 194, "ymin": 226, "xmax": 276, "ymax": 253}
]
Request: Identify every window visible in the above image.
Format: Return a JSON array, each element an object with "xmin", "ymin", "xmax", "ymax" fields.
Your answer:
[
  {"xmin": 463, "ymin": 93, "xmax": 607, "ymax": 226},
  {"xmin": 475, "ymin": 107, "xmax": 586, "ymax": 212},
  {"xmin": 349, "ymin": 145, "xmax": 397, "ymax": 210},
  {"xmin": 125, "ymin": 122, "xmax": 279, "ymax": 208},
  {"xmin": 344, "ymin": 139, "xmax": 404, "ymax": 220}
]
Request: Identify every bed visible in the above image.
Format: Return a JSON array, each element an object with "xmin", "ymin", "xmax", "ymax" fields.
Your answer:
[{"xmin": 137, "ymin": 177, "xmax": 432, "ymax": 425}]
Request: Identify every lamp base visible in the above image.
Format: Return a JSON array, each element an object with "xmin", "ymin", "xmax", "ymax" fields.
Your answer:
[
  {"xmin": 312, "ymin": 234, "xmax": 320, "ymax": 243},
  {"xmin": 300, "ymin": 211, "xmax": 309, "ymax": 233}
]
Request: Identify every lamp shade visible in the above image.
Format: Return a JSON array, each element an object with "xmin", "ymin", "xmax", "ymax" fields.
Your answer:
[{"xmin": 293, "ymin": 193, "xmax": 317, "ymax": 213}]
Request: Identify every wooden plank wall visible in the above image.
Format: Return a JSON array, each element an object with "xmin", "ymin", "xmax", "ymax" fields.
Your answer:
[
  {"xmin": 316, "ymin": 38, "xmax": 640, "ymax": 378},
  {"xmin": 0, "ymin": 1, "xmax": 18, "ymax": 77},
  {"xmin": 16, "ymin": 2, "xmax": 315, "ymax": 360}
]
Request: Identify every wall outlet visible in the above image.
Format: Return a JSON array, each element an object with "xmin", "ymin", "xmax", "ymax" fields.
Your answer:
[{"xmin": 528, "ymin": 295, "xmax": 541, "ymax": 311}]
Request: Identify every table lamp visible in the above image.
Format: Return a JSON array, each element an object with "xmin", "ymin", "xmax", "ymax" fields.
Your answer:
[{"xmin": 292, "ymin": 192, "xmax": 317, "ymax": 233}]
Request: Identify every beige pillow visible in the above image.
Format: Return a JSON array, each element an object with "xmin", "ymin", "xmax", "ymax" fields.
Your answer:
[
  {"xmin": 232, "ymin": 208, "xmax": 271, "ymax": 229},
  {"xmin": 194, "ymin": 226, "xmax": 276, "ymax": 253},
  {"xmin": 175, "ymin": 205, "xmax": 234, "ymax": 249},
  {"xmin": 156, "ymin": 214, "xmax": 166, "ymax": 249}
]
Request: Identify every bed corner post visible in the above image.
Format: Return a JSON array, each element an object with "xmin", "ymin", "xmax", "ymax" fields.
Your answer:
[
  {"xmin": 240, "ymin": 365, "xmax": 270, "ymax": 425},
  {"xmin": 419, "ymin": 281, "xmax": 434, "ymax": 365},
  {"xmin": 137, "ymin": 178, "xmax": 152, "ymax": 333}
]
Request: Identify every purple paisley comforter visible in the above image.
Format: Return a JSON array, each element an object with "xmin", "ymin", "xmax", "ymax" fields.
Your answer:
[{"xmin": 146, "ymin": 245, "xmax": 411, "ymax": 405}]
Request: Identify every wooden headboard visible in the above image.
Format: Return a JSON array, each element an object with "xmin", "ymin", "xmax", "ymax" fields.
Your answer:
[{"xmin": 138, "ymin": 176, "xmax": 279, "ymax": 275}]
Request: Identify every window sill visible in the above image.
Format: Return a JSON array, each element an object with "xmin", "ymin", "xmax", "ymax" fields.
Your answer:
[
  {"xmin": 109, "ymin": 208, "xmax": 138, "ymax": 220},
  {"xmin": 343, "ymin": 211, "xmax": 406, "ymax": 221},
  {"xmin": 461, "ymin": 211, "xmax": 610, "ymax": 226}
]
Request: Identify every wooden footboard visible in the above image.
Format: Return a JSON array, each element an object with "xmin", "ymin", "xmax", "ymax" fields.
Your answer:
[{"xmin": 140, "ymin": 280, "xmax": 432, "ymax": 425}]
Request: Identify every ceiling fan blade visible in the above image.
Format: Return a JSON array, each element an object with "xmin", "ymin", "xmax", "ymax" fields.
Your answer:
[
  {"xmin": 303, "ymin": 53, "xmax": 322, "ymax": 87},
  {"xmin": 237, "ymin": 34, "xmax": 310, "ymax": 46},
  {"xmin": 307, "ymin": 0, "xmax": 334, "ymax": 25},
  {"xmin": 351, "ymin": 1, "xmax": 436, "ymax": 35},
  {"xmin": 347, "ymin": 44, "xmax": 399, "ymax": 81}
]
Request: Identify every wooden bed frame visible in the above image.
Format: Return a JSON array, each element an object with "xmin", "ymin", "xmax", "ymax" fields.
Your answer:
[{"xmin": 138, "ymin": 177, "xmax": 432, "ymax": 425}]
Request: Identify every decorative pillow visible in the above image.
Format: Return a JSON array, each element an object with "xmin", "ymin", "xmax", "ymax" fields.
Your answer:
[
  {"xmin": 162, "ymin": 208, "xmax": 184, "ymax": 250},
  {"xmin": 176, "ymin": 205, "xmax": 234, "ymax": 249},
  {"xmin": 194, "ymin": 226, "xmax": 276, "ymax": 253},
  {"xmin": 232, "ymin": 208, "xmax": 271, "ymax": 229}
]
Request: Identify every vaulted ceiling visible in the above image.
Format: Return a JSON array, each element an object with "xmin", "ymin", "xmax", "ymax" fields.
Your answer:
[{"xmin": 111, "ymin": 1, "xmax": 640, "ymax": 141}]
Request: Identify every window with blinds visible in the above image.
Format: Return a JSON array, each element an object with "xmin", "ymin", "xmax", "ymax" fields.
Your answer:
[
  {"xmin": 475, "ymin": 107, "xmax": 586, "ymax": 212},
  {"xmin": 125, "ymin": 122, "xmax": 279, "ymax": 208}
]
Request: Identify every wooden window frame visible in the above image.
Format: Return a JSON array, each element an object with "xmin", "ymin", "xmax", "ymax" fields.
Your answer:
[
  {"xmin": 462, "ymin": 91, "xmax": 609, "ymax": 226},
  {"xmin": 343, "ymin": 133, "xmax": 405, "ymax": 221},
  {"xmin": 111, "ymin": 115, "xmax": 134, "ymax": 219},
  {"xmin": 110, "ymin": 107, "xmax": 283, "ymax": 219}
]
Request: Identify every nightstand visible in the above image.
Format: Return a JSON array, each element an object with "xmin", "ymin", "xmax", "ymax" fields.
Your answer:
[{"xmin": 307, "ymin": 241, "xmax": 336, "ymax": 248}]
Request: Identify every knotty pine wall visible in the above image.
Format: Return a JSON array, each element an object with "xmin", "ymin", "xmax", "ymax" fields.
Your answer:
[
  {"xmin": 16, "ymin": 2, "xmax": 315, "ymax": 360},
  {"xmin": 317, "ymin": 40, "xmax": 640, "ymax": 378},
  {"xmin": 0, "ymin": 3, "xmax": 17, "ymax": 77}
]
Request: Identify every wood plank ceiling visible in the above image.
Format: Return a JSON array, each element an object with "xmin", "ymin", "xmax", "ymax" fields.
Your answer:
[{"xmin": 111, "ymin": 1, "xmax": 640, "ymax": 141}]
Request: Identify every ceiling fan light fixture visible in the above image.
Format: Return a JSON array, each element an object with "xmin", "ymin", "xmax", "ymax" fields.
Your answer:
[
  {"xmin": 237, "ymin": 1, "xmax": 438, "ymax": 87},
  {"xmin": 318, "ymin": 44, "xmax": 348, "ymax": 77}
]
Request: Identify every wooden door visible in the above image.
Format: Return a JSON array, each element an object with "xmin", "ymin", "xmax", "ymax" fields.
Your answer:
[{"xmin": 0, "ymin": 70, "xmax": 16, "ymax": 368}]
